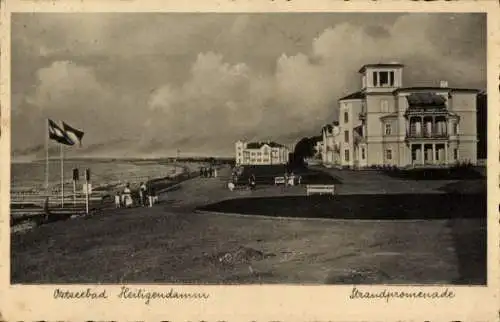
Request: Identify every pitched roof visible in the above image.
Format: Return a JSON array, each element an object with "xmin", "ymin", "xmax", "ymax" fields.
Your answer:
[
  {"xmin": 358, "ymin": 63, "xmax": 404, "ymax": 73},
  {"xmin": 246, "ymin": 141, "xmax": 284, "ymax": 149},
  {"xmin": 406, "ymin": 92, "xmax": 447, "ymax": 107},
  {"xmin": 394, "ymin": 87, "xmax": 479, "ymax": 94},
  {"xmin": 339, "ymin": 91, "xmax": 366, "ymax": 101}
]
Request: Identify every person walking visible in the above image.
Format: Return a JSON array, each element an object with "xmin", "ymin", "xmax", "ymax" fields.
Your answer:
[
  {"xmin": 139, "ymin": 182, "xmax": 147, "ymax": 206},
  {"xmin": 120, "ymin": 191, "xmax": 126, "ymax": 207},
  {"xmin": 249, "ymin": 174, "xmax": 256, "ymax": 191},
  {"xmin": 123, "ymin": 183, "xmax": 133, "ymax": 208},
  {"xmin": 114, "ymin": 192, "xmax": 121, "ymax": 208}
]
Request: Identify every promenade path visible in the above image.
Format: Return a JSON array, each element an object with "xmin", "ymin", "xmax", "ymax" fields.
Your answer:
[
  {"xmin": 161, "ymin": 165, "xmax": 306, "ymax": 209},
  {"xmin": 10, "ymin": 164, "xmax": 485, "ymax": 284}
]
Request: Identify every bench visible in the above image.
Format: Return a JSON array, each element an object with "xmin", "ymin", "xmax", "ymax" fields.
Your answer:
[
  {"xmin": 306, "ymin": 184, "xmax": 335, "ymax": 196},
  {"xmin": 274, "ymin": 176, "xmax": 286, "ymax": 185}
]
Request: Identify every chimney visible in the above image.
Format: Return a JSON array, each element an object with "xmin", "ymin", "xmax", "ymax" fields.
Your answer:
[{"xmin": 440, "ymin": 80, "xmax": 449, "ymax": 88}]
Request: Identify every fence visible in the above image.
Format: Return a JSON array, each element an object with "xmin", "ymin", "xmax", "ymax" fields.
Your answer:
[{"xmin": 10, "ymin": 191, "xmax": 105, "ymax": 220}]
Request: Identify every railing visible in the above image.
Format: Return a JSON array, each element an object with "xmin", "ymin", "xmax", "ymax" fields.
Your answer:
[
  {"xmin": 406, "ymin": 131, "xmax": 449, "ymax": 139},
  {"xmin": 10, "ymin": 192, "xmax": 105, "ymax": 220},
  {"xmin": 306, "ymin": 184, "xmax": 335, "ymax": 196}
]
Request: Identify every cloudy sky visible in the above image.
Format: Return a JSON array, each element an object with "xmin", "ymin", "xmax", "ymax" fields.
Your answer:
[{"xmin": 11, "ymin": 13, "xmax": 486, "ymax": 159}]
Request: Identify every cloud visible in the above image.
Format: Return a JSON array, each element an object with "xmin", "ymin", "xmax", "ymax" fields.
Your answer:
[{"xmin": 11, "ymin": 13, "xmax": 486, "ymax": 159}]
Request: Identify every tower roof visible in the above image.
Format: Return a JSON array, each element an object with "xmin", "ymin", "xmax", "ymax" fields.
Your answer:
[{"xmin": 358, "ymin": 63, "xmax": 405, "ymax": 74}]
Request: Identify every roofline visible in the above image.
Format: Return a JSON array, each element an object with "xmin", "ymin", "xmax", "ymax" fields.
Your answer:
[
  {"xmin": 339, "ymin": 97, "xmax": 364, "ymax": 102},
  {"xmin": 394, "ymin": 87, "xmax": 480, "ymax": 94},
  {"xmin": 338, "ymin": 91, "xmax": 365, "ymax": 101},
  {"xmin": 358, "ymin": 63, "xmax": 405, "ymax": 74}
]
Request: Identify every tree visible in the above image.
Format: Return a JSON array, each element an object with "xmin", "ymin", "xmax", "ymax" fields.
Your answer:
[{"xmin": 294, "ymin": 137, "xmax": 316, "ymax": 161}]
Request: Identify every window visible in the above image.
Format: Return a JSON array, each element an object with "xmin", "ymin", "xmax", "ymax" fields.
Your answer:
[
  {"xmin": 344, "ymin": 130, "xmax": 349, "ymax": 143},
  {"xmin": 361, "ymin": 148, "xmax": 366, "ymax": 159},
  {"xmin": 373, "ymin": 72, "xmax": 378, "ymax": 86},
  {"xmin": 411, "ymin": 148, "xmax": 417, "ymax": 161},
  {"xmin": 380, "ymin": 71, "xmax": 389, "ymax": 86},
  {"xmin": 385, "ymin": 149, "xmax": 392, "ymax": 160},
  {"xmin": 453, "ymin": 123, "xmax": 459, "ymax": 135},
  {"xmin": 344, "ymin": 149, "xmax": 350, "ymax": 162},
  {"xmin": 384, "ymin": 123, "xmax": 392, "ymax": 135},
  {"xmin": 380, "ymin": 100, "xmax": 389, "ymax": 113},
  {"xmin": 389, "ymin": 71, "xmax": 395, "ymax": 86},
  {"xmin": 454, "ymin": 149, "xmax": 459, "ymax": 160},
  {"xmin": 344, "ymin": 111, "xmax": 349, "ymax": 123}
]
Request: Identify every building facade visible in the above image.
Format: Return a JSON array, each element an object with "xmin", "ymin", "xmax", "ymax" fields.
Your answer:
[
  {"xmin": 320, "ymin": 122, "xmax": 341, "ymax": 167},
  {"xmin": 325, "ymin": 63, "xmax": 478, "ymax": 168},
  {"xmin": 235, "ymin": 140, "xmax": 290, "ymax": 165}
]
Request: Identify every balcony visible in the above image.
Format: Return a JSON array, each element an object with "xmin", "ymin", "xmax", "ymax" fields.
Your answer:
[{"xmin": 406, "ymin": 130, "xmax": 449, "ymax": 140}]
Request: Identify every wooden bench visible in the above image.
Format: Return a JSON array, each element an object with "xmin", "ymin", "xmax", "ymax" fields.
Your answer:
[
  {"xmin": 306, "ymin": 184, "xmax": 335, "ymax": 196},
  {"xmin": 274, "ymin": 176, "xmax": 286, "ymax": 185}
]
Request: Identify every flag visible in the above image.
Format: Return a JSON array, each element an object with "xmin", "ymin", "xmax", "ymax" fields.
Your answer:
[
  {"xmin": 48, "ymin": 119, "xmax": 74, "ymax": 146},
  {"xmin": 62, "ymin": 122, "xmax": 84, "ymax": 147}
]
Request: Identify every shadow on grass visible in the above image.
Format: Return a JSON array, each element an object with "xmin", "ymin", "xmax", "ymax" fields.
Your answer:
[
  {"xmin": 380, "ymin": 167, "xmax": 484, "ymax": 181},
  {"xmin": 197, "ymin": 194, "xmax": 486, "ymax": 220},
  {"xmin": 438, "ymin": 180, "xmax": 486, "ymax": 194}
]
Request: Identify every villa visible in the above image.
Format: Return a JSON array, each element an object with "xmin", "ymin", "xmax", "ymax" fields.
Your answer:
[
  {"xmin": 321, "ymin": 63, "xmax": 479, "ymax": 168},
  {"xmin": 235, "ymin": 140, "xmax": 291, "ymax": 165}
]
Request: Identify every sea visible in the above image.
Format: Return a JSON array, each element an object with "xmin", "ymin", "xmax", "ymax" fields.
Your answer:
[{"xmin": 11, "ymin": 159, "xmax": 194, "ymax": 193}]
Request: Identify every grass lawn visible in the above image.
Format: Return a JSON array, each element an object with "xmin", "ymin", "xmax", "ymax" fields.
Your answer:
[
  {"xmin": 237, "ymin": 164, "xmax": 340, "ymax": 185},
  {"xmin": 380, "ymin": 166, "xmax": 484, "ymax": 180},
  {"xmin": 197, "ymin": 193, "xmax": 486, "ymax": 220}
]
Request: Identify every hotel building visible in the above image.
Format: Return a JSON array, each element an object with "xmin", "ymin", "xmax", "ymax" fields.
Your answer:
[
  {"xmin": 323, "ymin": 63, "xmax": 478, "ymax": 168},
  {"xmin": 235, "ymin": 140, "xmax": 291, "ymax": 165}
]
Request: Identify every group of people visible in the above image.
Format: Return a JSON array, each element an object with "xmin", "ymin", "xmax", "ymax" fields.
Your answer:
[
  {"xmin": 227, "ymin": 172, "xmax": 256, "ymax": 191},
  {"xmin": 199, "ymin": 167, "xmax": 217, "ymax": 178},
  {"xmin": 114, "ymin": 182, "xmax": 158, "ymax": 209},
  {"xmin": 284, "ymin": 171, "xmax": 301, "ymax": 186}
]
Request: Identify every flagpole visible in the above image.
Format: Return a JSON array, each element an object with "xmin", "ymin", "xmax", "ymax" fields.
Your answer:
[
  {"xmin": 45, "ymin": 119, "xmax": 49, "ymax": 191},
  {"xmin": 60, "ymin": 144, "xmax": 64, "ymax": 208}
]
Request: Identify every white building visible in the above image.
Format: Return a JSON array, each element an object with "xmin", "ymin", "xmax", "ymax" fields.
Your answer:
[
  {"xmin": 323, "ymin": 63, "xmax": 478, "ymax": 168},
  {"xmin": 320, "ymin": 122, "xmax": 341, "ymax": 167},
  {"xmin": 235, "ymin": 140, "xmax": 290, "ymax": 165}
]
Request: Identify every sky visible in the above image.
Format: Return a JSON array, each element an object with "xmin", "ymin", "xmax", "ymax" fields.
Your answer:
[{"xmin": 11, "ymin": 13, "xmax": 486, "ymax": 159}]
